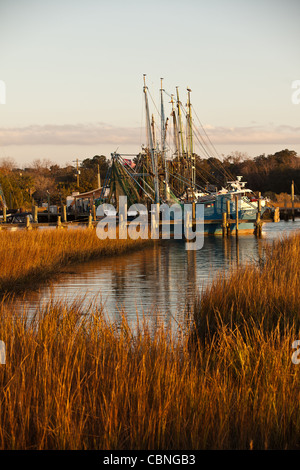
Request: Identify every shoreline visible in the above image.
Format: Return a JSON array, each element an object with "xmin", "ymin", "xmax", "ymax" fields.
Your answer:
[{"xmin": 0, "ymin": 228, "xmax": 155, "ymax": 296}]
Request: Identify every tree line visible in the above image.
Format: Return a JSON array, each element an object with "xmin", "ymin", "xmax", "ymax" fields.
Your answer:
[
  {"xmin": 0, "ymin": 149, "xmax": 299, "ymax": 210},
  {"xmin": 0, "ymin": 155, "xmax": 109, "ymax": 209}
]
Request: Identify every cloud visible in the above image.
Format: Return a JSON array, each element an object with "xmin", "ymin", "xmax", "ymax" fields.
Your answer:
[
  {"xmin": 0, "ymin": 123, "xmax": 142, "ymax": 146},
  {"xmin": 200, "ymin": 124, "xmax": 300, "ymax": 145},
  {"xmin": 0, "ymin": 122, "xmax": 300, "ymax": 147}
]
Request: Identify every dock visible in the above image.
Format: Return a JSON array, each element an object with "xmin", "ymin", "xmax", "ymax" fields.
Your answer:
[{"xmin": 0, "ymin": 201, "xmax": 281, "ymax": 239}]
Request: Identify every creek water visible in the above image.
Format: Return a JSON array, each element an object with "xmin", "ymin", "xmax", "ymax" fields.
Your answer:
[{"xmin": 12, "ymin": 219, "xmax": 300, "ymax": 327}]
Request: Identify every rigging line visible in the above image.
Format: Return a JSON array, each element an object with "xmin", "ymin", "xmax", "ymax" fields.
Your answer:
[
  {"xmin": 163, "ymin": 89, "xmax": 174, "ymax": 101},
  {"xmin": 162, "ymin": 89, "xmax": 227, "ymax": 183},
  {"xmin": 191, "ymin": 105, "xmax": 221, "ymax": 161},
  {"xmin": 140, "ymin": 92, "xmax": 146, "ymax": 149},
  {"xmin": 177, "ymin": 100, "xmax": 214, "ymax": 160},
  {"xmin": 191, "ymin": 104, "xmax": 234, "ymax": 181},
  {"xmin": 169, "ymin": 98, "xmax": 224, "ymax": 185},
  {"xmin": 118, "ymin": 155, "xmax": 156, "ymax": 196},
  {"xmin": 147, "ymin": 88, "xmax": 161, "ymax": 120},
  {"xmin": 194, "ymin": 162, "xmax": 220, "ymax": 184},
  {"xmin": 190, "ymin": 123, "xmax": 232, "ymax": 183},
  {"xmin": 175, "ymin": 94, "xmax": 218, "ymax": 161},
  {"xmin": 117, "ymin": 156, "xmax": 155, "ymax": 201},
  {"xmin": 168, "ymin": 171, "xmax": 209, "ymax": 193},
  {"xmin": 166, "ymin": 89, "xmax": 234, "ymax": 183},
  {"xmin": 177, "ymin": 99, "xmax": 220, "ymax": 164}
]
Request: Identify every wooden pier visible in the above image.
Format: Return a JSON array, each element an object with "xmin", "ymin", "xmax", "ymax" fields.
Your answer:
[{"xmin": 0, "ymin": 200, "xmax": 282, "ymax": 239}]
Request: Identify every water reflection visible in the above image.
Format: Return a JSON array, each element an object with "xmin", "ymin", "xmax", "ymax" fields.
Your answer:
[{"xmin": 11, "ymin": 219, "xmax": 300, "ymax": 326}]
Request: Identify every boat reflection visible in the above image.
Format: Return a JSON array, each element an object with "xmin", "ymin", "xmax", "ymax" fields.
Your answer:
[{"xmin": 10, "ymin": 220, "xmax": 300, "ymax": 327}]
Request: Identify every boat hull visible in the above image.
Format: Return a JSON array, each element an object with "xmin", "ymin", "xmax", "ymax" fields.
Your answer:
[{"xmin": 203, "ymin": 221, "xmax": 256, "ymax": 235}]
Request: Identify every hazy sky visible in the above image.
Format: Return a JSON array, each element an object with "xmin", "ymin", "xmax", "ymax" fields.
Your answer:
[{"xmin": 0, "ymin": 0, "xmax": 299, "ymax": 166}]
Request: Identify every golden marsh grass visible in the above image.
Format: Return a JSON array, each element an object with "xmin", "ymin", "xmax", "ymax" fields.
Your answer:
[
  {"xmin": 0, "ymin": 230, "xmax": 299, "ymax": 449},
  {"xmin": 0, "ymin": 295, "xmax": 299, "ymax": 450},
  {"xmin": 0, "ymin": 228, "xmax": 153, "ymax": 294}
]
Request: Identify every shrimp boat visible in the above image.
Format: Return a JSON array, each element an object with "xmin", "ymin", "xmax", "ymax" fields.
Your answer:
[
  {"xmin": 193, "ymin": 176, "xmax": 269, "ymax": 235},
  {"xmin": 96, "ymin": 76, "xmax": 276, "ymax": 234}
]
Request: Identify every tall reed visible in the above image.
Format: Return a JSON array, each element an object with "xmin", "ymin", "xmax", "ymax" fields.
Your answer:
[
  {"xmin": 192, "ymin": 232, "xmax": 300, "ymax": 341},
  {"xmin": 0, "ymin": 228, "xmax": 153, "ymax": 294},
  {"xmin": 0, "ymin": 295, "xmax": 298, "ymax": 450},
  {"xmin": 0, "ymin": 232, "xmax": 298, "ymax": 449}
]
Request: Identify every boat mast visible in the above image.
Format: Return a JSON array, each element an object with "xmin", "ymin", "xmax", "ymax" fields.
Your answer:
[
  {"xmin": 171, "ymin": 94, "xmax": 180, "ymax": 158},
  {"xmin": 176, "ymin": 86, "xmax": 188, "ymax": 189},
  {"xmin": 151, "ymin": 114, "xmax": 156, "ymax": 150},
  {"xmin": 171, "ymin": 94, "xmax": 182, "ymax": 192},
  {"xmin": 143, "ymin": 74, "xmax": 160, "ymax": 203},
  {"xmin": 160, "ymin": 78, "xmax": 170, "ymax": 200},
  {"xmin": 187, "ymin": 87, "xmax": 195, "ymax": 190},
  {"xmin": 176, "ymin": 86, "xmax": 185, "ymax": 157}
]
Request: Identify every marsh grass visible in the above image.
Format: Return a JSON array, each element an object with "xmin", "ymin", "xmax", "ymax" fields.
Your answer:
[
  {"xmin": 193, "ymin": 232, "xmax": 300, "ymax": 341},
  {"xmin": 0, "ymin": 232, "xmax": 299, "ymax": 449},
  {"xmin": 0, "ymin": 228, "xmax": 153, "ymax": 294},
  {"xmin": 0, "ymin": 295, "xmax": 299, "ymax": 450}
]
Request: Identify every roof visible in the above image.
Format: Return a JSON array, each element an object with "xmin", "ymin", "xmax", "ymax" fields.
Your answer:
[{"xmin": 72, "ymin": 188, "xmax": 102, "ymax": 199}]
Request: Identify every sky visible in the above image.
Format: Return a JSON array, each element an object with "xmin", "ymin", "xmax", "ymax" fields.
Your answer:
[{"xmin": 0, "ymin": 0, "xmax": 299, "ymax": 167}]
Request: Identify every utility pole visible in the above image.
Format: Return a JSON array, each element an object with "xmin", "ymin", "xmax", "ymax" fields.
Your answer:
[
  {"xmin": 46, "ymin": 190, "xmax": 50, "ymax": 222},
  {"xmin": 73, "ymin": 159, "xmax": 82, "ymax": 189},
  {"xmin": 97, "ymin": 164, "xmax": 101, "ymax": 189},
  {"xmin": 291, "ymin": 180, "xmax": 295, "ymax": 221}
]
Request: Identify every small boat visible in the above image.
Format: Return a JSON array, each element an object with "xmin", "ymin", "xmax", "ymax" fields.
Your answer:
[{"xmin": 6, "ymin": 212, "xmax": 34, "ymax": 224}]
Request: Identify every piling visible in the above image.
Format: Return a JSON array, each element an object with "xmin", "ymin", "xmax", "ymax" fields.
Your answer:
[
  {"xmin": 185, "ymin": 210, "xmax": 191, "ymax": 242},
  {"xmin": 56, "ymin": 215, "xmax": 62, "ymax": 229},
  {"xmin": 151, "ymin": 203, "xmax": 160, "ymax": 239},
  {"xmin": 226, "ymin": 199, "xmax": 231, "ymax": 237},
  {"xmin": 235, "ymin": 195, "xmax": 239, "ymax": 238},
  {"xmin": 258, "ymin": 192, "xmax": 262, "ymax": 214},
  {"xmin": 47, "ymin": 193, "xmax": 51, "ymax": 223},
  {"xmin": 87, "ymin": 213, "xmax": 93, "ymax": 229},
  {"xmin": 26, "ymin": 215, "xmax": 32, "ymax": 230},
  {"xmin": 192, "ymin": 202, "xmax": 196, "ymax": 223},
  {"xmin": 3, "ymin": 206, "xmax": 6, "ymax": 223},
  {"xmin": 255, "ymin": 211, "xmax": 262, "ymax": 237},
  {"xmin": 222, "ymin": 212, "xmax": 227, "ymax": 238},
  {"xmin": 254, "ymin": 192, "xmax": 263, "ymax": 236},
  {"xmin": 33, "ymin": 205, "xmax": 38, "ymax": 223},
  {"xmin": 273, "ymin": 206, "xmax": 280, "ymax": 223},
  {"xmin": 92, "ymin": 204, "xmax": 96, "ymax": 221},
  {"xmin": 291, "ymin": 180, "xmax": 295, "ymax": 221},
  {"xmin": 62, "ymin": 204, "xmax": 67, "ymax": 223}
]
